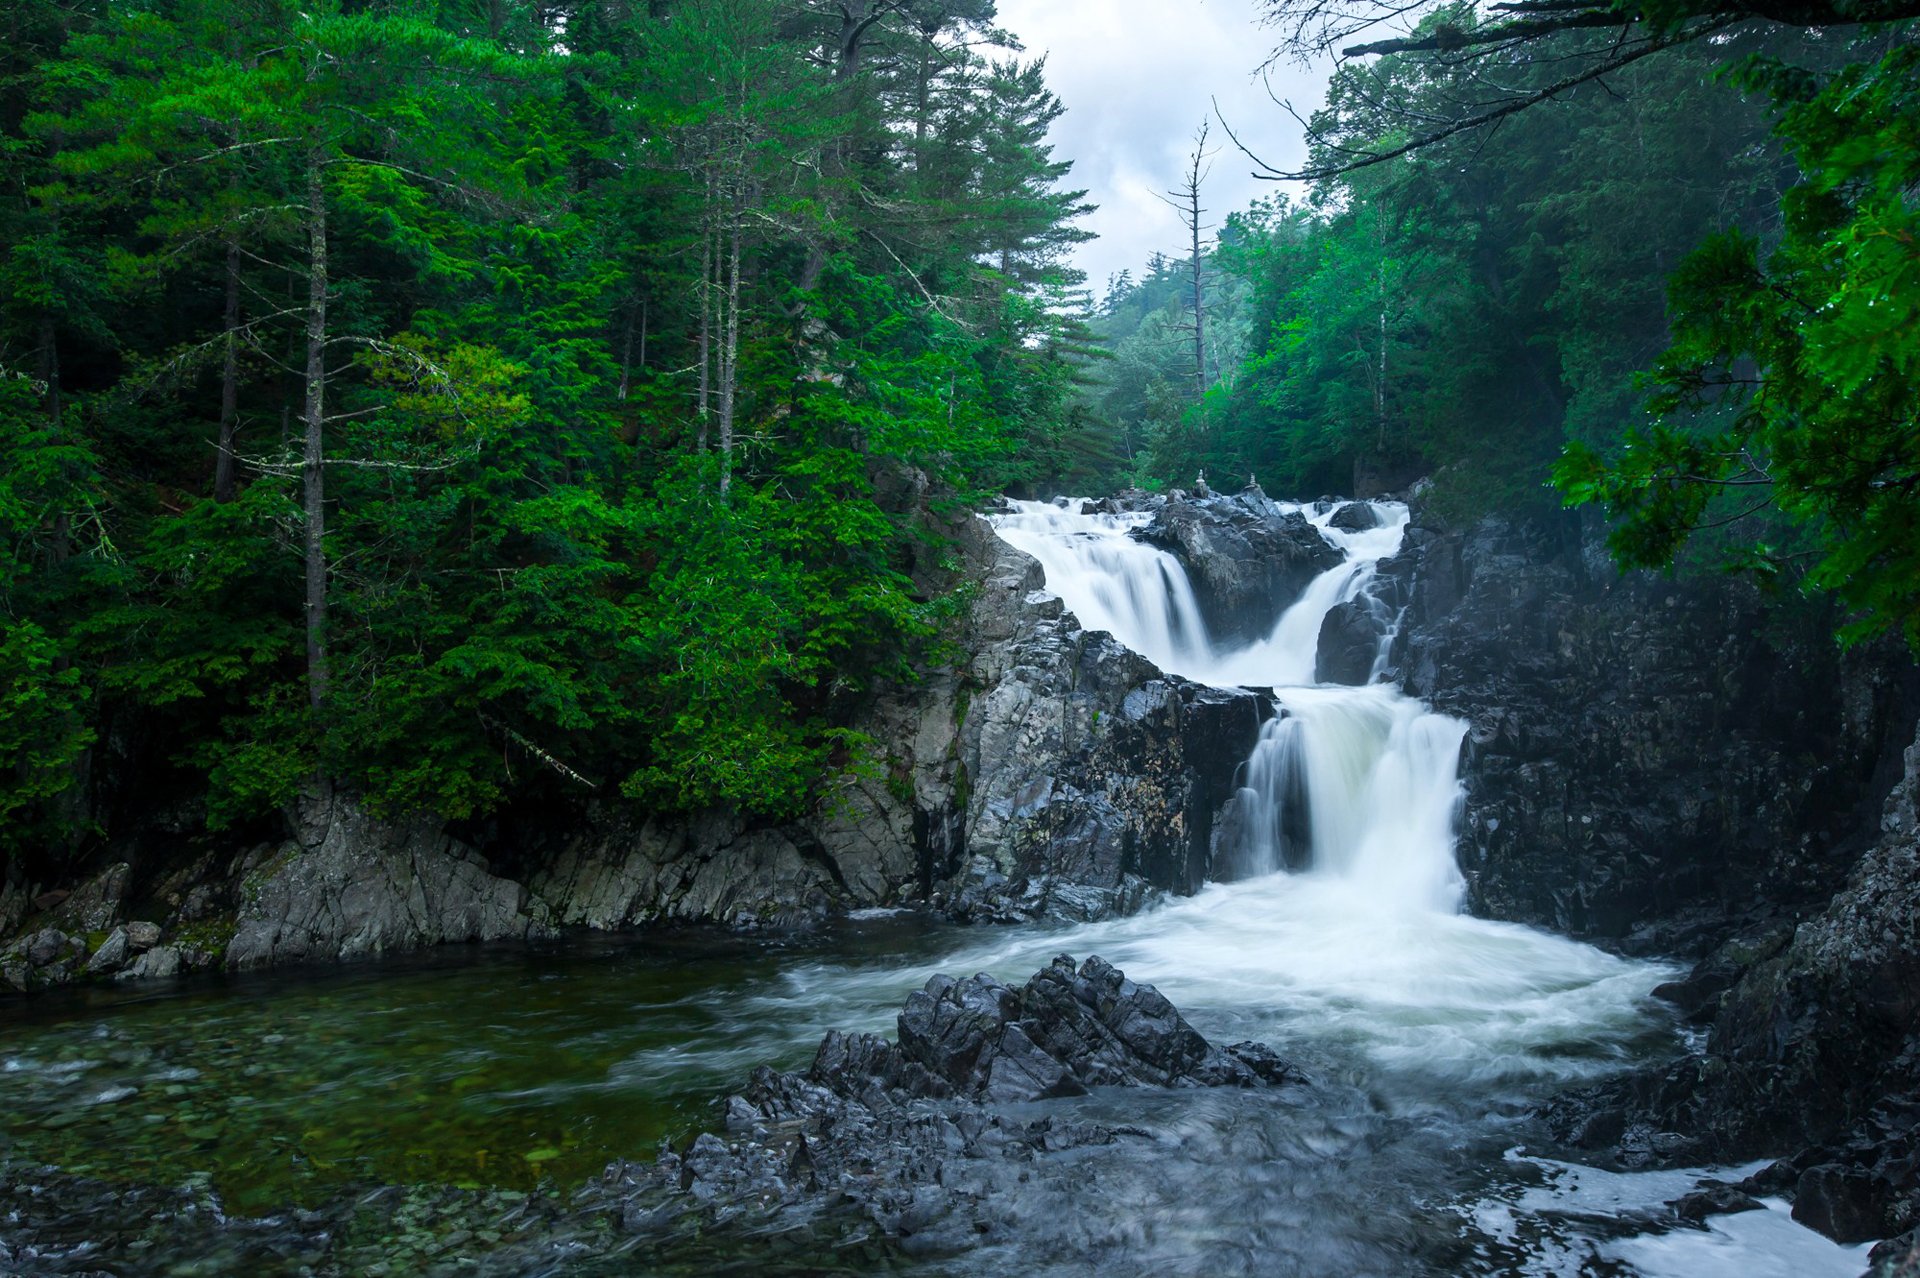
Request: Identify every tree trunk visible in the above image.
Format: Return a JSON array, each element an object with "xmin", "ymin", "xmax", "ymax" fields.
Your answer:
[
  {"xmin": 1375, "ymin": 214, "xmax": 1388, "ymax": 453},
  {"xmin": 717, "ymin": 181, "xmax": 742, "ymax": 502},
  {"xmin": 215, "ymin": 239, "xmax": 241, "ymax": 502},
  {"xmin": 302, "ymin": 151, "xmax": 330, "ymax": 713},
  {"xmin": 1190, "ymin": 198, "xmax": 1207, "ymax": 397},
  {"xmin": 697, "ymin": 164, "xmax": 714, "ymax": 451}
]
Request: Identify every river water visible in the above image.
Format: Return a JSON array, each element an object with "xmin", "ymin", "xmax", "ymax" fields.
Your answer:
[{"xmin": 0, "ymin": 496, "xmax": 1878, "ymax": 1276}]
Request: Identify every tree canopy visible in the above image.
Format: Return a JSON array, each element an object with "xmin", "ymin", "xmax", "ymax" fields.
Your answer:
[{"xmin": 0, "ymin": 0, "xmax": 1095, "ymax": 870}]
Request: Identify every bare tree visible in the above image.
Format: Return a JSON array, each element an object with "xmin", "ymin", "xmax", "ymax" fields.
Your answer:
[
  {"xmin": 1158, "ymin": 122, "xmax": 1216, "ymax": 397},
  {"xmin": 1237, "ymin": 0, "xmax": 1920, "ymax": 181}
]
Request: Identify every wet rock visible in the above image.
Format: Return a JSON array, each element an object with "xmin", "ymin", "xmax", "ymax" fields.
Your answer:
[
  {"xmin": 591, "ymin": 956, "xmax": 1305, "ymax": 1252},
  {"xmin": 1670, "ymin": 1182, "xmax": 1766, "ymax": 1222},
  {"xmin": 1792, "ymin": 1163, "xmax": 1890, "ymax": 1243},
  {"xmin": 1870, "ymin": 1229, "xmax": 1920, "ymax": 1276},
  {"xmin": 1390, "ymin": 507, "xmax": 1920, "ymax": 945},
  {"xmin": 1133, "ymin": 492, "xmax": 1340, "ymax": 647},
  {"xmin": 1684, "ymin": 725, "xmax": 1920, "ymax": 1157},
  {"xmin": 1327, "ymin": 501, "xmax": 1379, "ymax": 533},
  {"xmin": 1650, "ymin": 923, "xmax": 1793, "ymax": 1026},
  {"xmin": 810, "ymin": 955, "xmax": 1300, "ymax": 1107},
  {"xmin": 1316, "ymin": 598, "xmax": 1385, "ymax": 686}
]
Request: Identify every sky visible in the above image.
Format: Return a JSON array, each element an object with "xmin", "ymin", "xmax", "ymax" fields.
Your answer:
[{"xmin": 993, "ymin": 0, "xmax": 1331, "ymax": 297}]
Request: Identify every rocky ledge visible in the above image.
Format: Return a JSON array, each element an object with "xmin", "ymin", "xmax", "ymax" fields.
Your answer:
[{"xmin": 586, "ymin": 954, "xmax": 1303, "ymax": 1254}]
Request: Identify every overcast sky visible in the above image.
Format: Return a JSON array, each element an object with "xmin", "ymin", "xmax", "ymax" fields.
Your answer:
[{"xmin": 993, "ymin": 0, "xmax": 1330, "ymax": 296}]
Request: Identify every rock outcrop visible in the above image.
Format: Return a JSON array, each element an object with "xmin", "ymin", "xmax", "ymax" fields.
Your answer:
[
  {"xmin": 588, "ymin": 956, "xmax": 1302, "ymax": 1252},
  {"xmin": 1384, "ymin": 507, "xmax": 1920, "ymax": 949},
  {"xmin": 1132, "ymin": 490, "xmax": 1340, "ymax": 646},
  {"xmin": 225, "ymin": 788, "xmax": 552, "ymax": 970}
]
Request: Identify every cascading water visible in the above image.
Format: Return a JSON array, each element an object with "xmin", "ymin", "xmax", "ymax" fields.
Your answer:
[
  {"xmin": 993, "ymin": 496, "xmax": 1463, "ymax": 907},
  {"xmin": 978, "ymin": 496, "xmax": 1669, "ymax": 1090}
]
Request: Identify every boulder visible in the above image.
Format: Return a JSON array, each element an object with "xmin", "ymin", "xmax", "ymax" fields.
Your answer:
[
  {"xmin": 1327, "ymin": 501, "xmax": 1379, "ymax": 533},
  {"xmin": 1791, "ymin": 1163, "xmax": 1892, "ymax": 1243},
  {"xmin": 85, "ymin": 926, "xmax": 130, "ymax": 976},
  {"xmin": 1132, "ymin": 493, "xmax": 1341, "ymax": 647},
  {"xmin": 1316, "ymin": 598, "xmax": 1385, "ymax": 686}
]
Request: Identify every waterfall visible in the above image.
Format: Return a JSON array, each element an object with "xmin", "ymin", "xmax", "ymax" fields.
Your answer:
[{"xmin": 990, "ymin": 496, "xmax": 1466, "ymax": 913}]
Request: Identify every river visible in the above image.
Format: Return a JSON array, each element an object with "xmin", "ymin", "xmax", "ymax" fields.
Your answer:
[{"xmin": 0, "ymin": 495, "xmax": 1876, "ymax": 1276}]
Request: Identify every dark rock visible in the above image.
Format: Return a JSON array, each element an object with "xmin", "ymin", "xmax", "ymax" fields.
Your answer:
[
  {"xmin": 1870, "ymin": 1229, "xmax": 1920, "ymax": 1276},
  {"xmin": 1327, "ymin": 501, "xmax": 1379, "ymax": 532},
  {"xmin": 1792, "ymin": 1163, "xmax": 1891, "ymax": 1243},
  {"xmin": 1650, "ymin": 923, "xmax": 1793, "ymax": 1025},
  {"xmin": 811, "ymin": 955, "xmax": 1302, "ymax": 1107},
  {"xmin": 1391, "ymin": 507, "xmax": 1920, "ymax": 946},
  {"xmin": 590, "ymin": 956, "xmax": 1305, "ymax": 1254},
  {"xmin": 1684, "ymin": 727, "xmax": 1920, "ymax": 1156},
  {"xmin": 1316, "ymin": 598, "xmax": 1385, "ymax": 686},
  {"xmin": 1670, "ymin": 1182, "xmax": 1767, "ymax": 1223},
  {"xmin": 25, "ymin": 927, "xmax": 66, "ymax": 966},
  {"xmin": 1132, "ymin": 493, "xmax": 1341, "ymax": 647}
]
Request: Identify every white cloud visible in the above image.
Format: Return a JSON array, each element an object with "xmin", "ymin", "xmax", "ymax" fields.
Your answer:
[{"xmin": 994, "ymin": 0, "xmax": 1330, "ymax": 294}]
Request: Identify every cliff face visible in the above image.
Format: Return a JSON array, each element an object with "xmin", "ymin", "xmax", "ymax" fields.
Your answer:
[{"xmin": 1385, "ymin": 508, "xmax": 1920, "ymax": 953}]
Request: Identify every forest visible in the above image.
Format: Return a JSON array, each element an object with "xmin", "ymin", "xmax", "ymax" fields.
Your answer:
[
  {"xmin": 1, "ymin": 0, "xmax": 1097, "ymax": 871},
  {"xmin": 5, "ymin": 1, "xmax": 1920, "ymax": 1275}
]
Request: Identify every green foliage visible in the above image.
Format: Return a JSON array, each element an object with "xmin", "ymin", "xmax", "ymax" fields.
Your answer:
[
  {"xmin": 1554, "ymin": 42, "xmax": 1920, "ymax": 649},
  {"xmin": 0, "ymin": 0, "xmax": 1094, "ymax": 870}
]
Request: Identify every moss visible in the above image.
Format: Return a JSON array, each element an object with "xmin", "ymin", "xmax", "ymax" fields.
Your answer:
[{"xmin": 172, "ymin": 915, "xmax": 237, "ymax": 962}]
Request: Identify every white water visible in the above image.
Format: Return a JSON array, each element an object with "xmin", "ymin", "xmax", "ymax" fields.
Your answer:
[
  {"xmin": 954, "ymin": 497, "xmax": 1873, "ymax": 1270},
  {"xmin": 981, "ymin": 496, "xmax": 1671, "ymax": 1085}
]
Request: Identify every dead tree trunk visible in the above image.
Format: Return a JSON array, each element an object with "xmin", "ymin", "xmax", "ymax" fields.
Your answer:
[
  {"xmin": 215, "ymin": 239, "xmax": 242, "ymax": 503},
  {"xmin": 1160, "ymin": 122, "xmax": 1213, "ymax": 398},
  {"xmin": 302, "ymin": 149, "xmax": 330, "ymax": 713}
]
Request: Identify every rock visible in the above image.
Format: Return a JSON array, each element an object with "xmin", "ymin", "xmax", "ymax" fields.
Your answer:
[
  {"xmin": 0, "ymin": 878, "xmax": 29, "ymax": 939},
  {"xmin": 1390, "ymin": 507, "xmax": 1920, "ymax": 943},
  {"xmin": 124, "ymin": 921, "xmax": 162, "ymax": 952},
  {"xmin": 26, "ymin": 926, "xmax": 67, "ymax": 966},
  {"xmin": 120, "ymin": 945, "xmax": 182, "ymax": 980},
  {"xmin": 1670, "ymin": 1182, "xmax": 1766, "ymax": 1222},
  {"xmin": 1132, "ymin": 493, "xmax": 1341, "ymax": 647},
  {"xmin": 1315, "ymin": 598, "xmax": 1386, "ymax": 686},
  {"xmin": 811, "ymin": 955, "xmax": 1299, "ymax": 1107},
  {"xmin": 1869, "ymin": 1229, "xmax": 1920, "ymax": 1277},
  {"xmin": 589, "ymin": 956, "xmax": 1304, "ymax": 1251},
  {"xmin": 1791, "ymin": 1163, "xmax": 1890, "ymax": 1243},
  {"xmin": 1686, "ymin": 724, "xmax": 1920, "ymax": 1155},
  {"xmin": 227, "ymin": 789, "xmax": 551, "ymax": 971},
  {"xmin": 1327, "ymin": 501, "xmax": 1379, "ymax": 532},
  {"xmin": 85, "ymin": 927, "xmax": 130, "ymax": 976},
  {"xmin": 523, "ymin": 809, "xmax": 848, "ymax": 933},
  {"xmin": 50, "ymin": 862, "xmax": 131, "ymax": 933}
]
